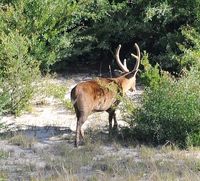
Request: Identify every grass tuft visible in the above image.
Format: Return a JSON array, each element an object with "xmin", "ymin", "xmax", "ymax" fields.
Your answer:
[{"xmin": 8, "ymin": 133, "xmax": 36, "ymax": 149}]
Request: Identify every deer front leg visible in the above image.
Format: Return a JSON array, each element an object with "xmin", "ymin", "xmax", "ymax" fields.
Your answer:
[
  {"xmin": 108, "ymin": 110, "xmax": 117, "ymax": 136},
  {"xmin": 109, "ymin": 113, "xmax": 113, "ymax": 134},
  {"xmin": 113, "ymin": 112, "xmax": 118, "ymax": 130}
]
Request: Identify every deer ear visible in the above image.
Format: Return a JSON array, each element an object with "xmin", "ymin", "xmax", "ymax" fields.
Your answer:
[
  {"xmin": 114, "ymin": 69, "xmax": 123, "ymax": 77},
  {"xmin": 125, "ymin": 70, "xmax": 137, "ymax": 79}
]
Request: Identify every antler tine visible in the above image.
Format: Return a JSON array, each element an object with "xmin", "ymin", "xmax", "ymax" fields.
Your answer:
[
  {"xmin": 115, "ymin": 44, "xmax": 129, "ymax": 72},
  {"xmin": 123, "ymin": 59, "xmax": 127, "ymax": 69},
  {"xmin": 131, "ymin": 43, "xmax": 140, "ymax": 71}
]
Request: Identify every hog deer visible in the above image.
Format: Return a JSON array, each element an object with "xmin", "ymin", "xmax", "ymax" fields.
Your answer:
[{"xmin": 71, "ymin": 43, "xmax": 141, "ymax": 147}]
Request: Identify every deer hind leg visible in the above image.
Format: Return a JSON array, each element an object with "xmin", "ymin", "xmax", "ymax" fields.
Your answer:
[{"xmin": 75, "ymin": 113, "xmax": 88, "ymax": 147}]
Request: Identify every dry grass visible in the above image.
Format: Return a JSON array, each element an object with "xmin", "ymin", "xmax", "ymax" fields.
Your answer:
[
  {"xmin": 1, "ymin": 129, "xmax": 200, "ymax": 181},
  {"xmin": 139, "ymin": 145, "xmax": 157, "ymax": 159},
  {"xmin": 8, "ymin": 133, "xmax": 36, "ymax": 149},
  {"xmin": 36, "ymin": 141, "xmax": 200, "ymax": 181}
]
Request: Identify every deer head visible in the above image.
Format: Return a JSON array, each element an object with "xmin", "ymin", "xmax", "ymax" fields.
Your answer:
[{"xmin": 115, "ymin": 43, "xmax": 141, "ymax": 92}]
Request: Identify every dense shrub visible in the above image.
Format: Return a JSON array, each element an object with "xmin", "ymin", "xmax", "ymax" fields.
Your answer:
[
  {"xmin": 0, "ymin": 0, "xmax": 117, "ymax": 71},
  {"xmin": 60, "ymin": 0, "xmax": 200, "ymax": 72},
  {"xmin": 0, "ymin": 0, "xmax": 74, "ymax": 71},
  {"xmin": 178, "ymin": 26, "xmax": 200, "ymax": 69},
  {"xmin": 0, "ymin": 31, "xmax": 40, "ymax": 115},
  {"xmin": 129, "ymin": 68, "xmax": 200, "ymax": 147}
]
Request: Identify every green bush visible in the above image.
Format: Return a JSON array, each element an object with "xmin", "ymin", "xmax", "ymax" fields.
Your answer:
[
  {"xmin": 187, "ymin": 131, "xmax": 200, "ymax": 147},
  {"xmin": 129, "ymin": 68, "xmax": 200, "ymax": 148},
  {"xmin": 178, "ymin": 26, "xmax": 200, "ymax": 69},
  {"xmin": 0, "ymin": 0, "xmax": 72, "ymax": 71},
  {"xmin": 0, "ymin": 31, "xmax": 40, "ymax": 115},
  {"xmin": 0, "ymin": 81, "xmax": 10, "ymax": 116},
  {"xmin": 0, "ymin": 0, "xmax": 116, "ymax": 71},
  {"xmin": 140, "ymin": 51, "xmax": 161, "ymax": 88},
  {"xmin": 60, "ymin": 0, "xmax": 200, "ymax": 73}
]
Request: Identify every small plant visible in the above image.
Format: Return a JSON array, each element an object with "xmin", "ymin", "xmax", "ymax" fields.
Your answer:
[
  {"xmin": 186, "ymin": 131, "xmax": 200, "ymax": 147},
  {"xmin": 64, "ymin": 100, "xmax": 74, "ymax": 111},
  {"xmin": 34, "ymin": 74, "xmax": 69, "ymax": 106},
  {"xmin": 9, "ymin": 133, "xmax": 36, "ymax": 149},
  {"xmin": 0, "ymin": 150, "xmax": 9, "ymax": 159},
  {"xmin": 0, "ymin": 171, "xmax": 8, "ymax": 181},
  {"xmin": 140, "ymin": 51, "xmax": 161, "ymax": 88},
  {"xmin": 44, "ymin": 83, "xmax": 67, "ymax": 101},
  {"xmin": 120, "ymin": 96, "xmax": 136, "ymax": 126}
]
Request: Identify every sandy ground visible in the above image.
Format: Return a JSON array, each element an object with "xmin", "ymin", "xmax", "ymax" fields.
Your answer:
[{"xmin": 0, "ymin": 73, "xmax": 143, "ymax": 140}]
